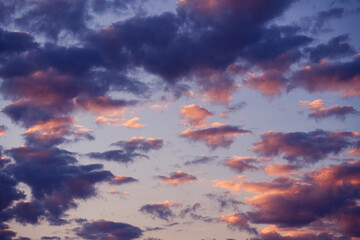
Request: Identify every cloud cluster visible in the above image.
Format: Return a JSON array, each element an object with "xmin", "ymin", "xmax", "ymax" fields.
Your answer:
[
  {"xmin": 299, "ymin": 99, "xmax": 356, "ymax": 120},
  {"xmin": 181, "ymin": 123, "xmax": 252, "ymax": 149},
  {"xmin": 157, "ymin": 171, "xmax": 197, "ymax": 185},
  {"xmin": 3, "ymin": 146, "xmax": 113, "ymax": 224},
  {"xmin": 252, "ymin": 130, "xmax": 359, "ymax": 164},
  {"xmin": 74, "ymin": 219, "xmax": 143, "ymax": 240},
  {"xmin": 214, "ymin": 160, "xmax": 360, "ymax": 237},
  {"xmin": 139, "ymin": 201, "xmax": 178, "ymax": 221}
]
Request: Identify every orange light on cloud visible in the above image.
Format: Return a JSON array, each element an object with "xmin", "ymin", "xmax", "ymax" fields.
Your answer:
[
  {"xmin": 122, "ymin": 117, "xmax": 145, "ymax": 128},
  {"xmin": 180, "ymin": 104, "xmax": 213, "ymax": 128}
]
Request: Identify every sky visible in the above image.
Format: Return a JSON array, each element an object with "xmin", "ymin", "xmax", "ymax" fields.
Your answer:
[{"xmin": 0, "ymin": 0, "xmax": 360, "ymax": 239}]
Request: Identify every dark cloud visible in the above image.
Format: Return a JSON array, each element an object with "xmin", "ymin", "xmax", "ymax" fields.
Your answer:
[
  {"xmin": 305, "ymin": 34, "xmax": 355, "ymax": 63},
  {"xmin": 205, "ymin": 192, "xmax": 243, "ymax": 212},
  {"xmin": 181, "ymin": 124, "xmax": 252, "ymax": 149},
  {"xmin": 300, "ymin": 99, "xmax": 357, "ymax": 121},
  {"xmin": 0, "ymin": 28, "xmax": 37, "ymax": 55},
  {"xmin": 157, "ymin": 171, "xmax": 197, "ymax": 185},
  {"xmin": 112, "ymin": 137, "xmax": 163, "ymax": 153},
  {"xmin": 75, "ymin": 219, "xmax": 142, "ymax": 240},
  {"xmin": 16, "ymin": 237, "xmax": 32, "ymax": 240},
  {"xmin": 0, "ymin": 223, "xmax": 16, "ymax": 240},
  {"xmin": 241, "ymin": 26, "xmax": 311, "ymax": 97},
  {"xmin": 252, "ymin": 130, "xmax": 357, "ymax": 164},
  {"xmin": 307, "ymin": 8, "xmax": 345, "ymax": 33},
  {"xmin": 139, "ymin": 201, "xmax": 176, "ymax": 221},
  {"xmin": 250, "ymin": 231, "xmax": 351, "ymax": 240},
  {"xmin": 184, "ymin": 155, "xmax": 218, "ymax": 166},
  {"xmin": 41, "ymin": 237, "xmax": 61, "ymax": 240},
  {"xmin": 309, "ymin": 105, "xmax": 356, "ymax": 120},
  {"xmin": 179, "ymin": 202, "xmax": 201, "ymax": 218},
  {"xmin": 0, "ymin": 171, "xmax": 24, "ymax": 213},
  {"xmin": 15, "ymin": 0, "xmax": 90, "ymax": 40},
  {"xmin": 87, "ymin": 149, "xmax": 146, "ymax": 164},
  {"xmin": 241, "ymin": 160, "xmax": 360, "ymax": 237},
  {"xmin": 9, "ymin": 201, "xmax": 45, "ymax": 225},
  {"xmin": 84, "ymin": 0, "xmax": 298, "ymax": 99},
  {"xmin": 291, "ymin": 56, "xmax": 360, "ymax": 96},
  {"xmin": 5, "ymin": 146, "xmax": 113, "ymax": 223}
]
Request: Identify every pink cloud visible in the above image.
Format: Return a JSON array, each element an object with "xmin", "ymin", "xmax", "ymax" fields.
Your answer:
[
  {"xmin": 181, "ymin": 123, "xmax": 252, "ymax": 149},
  {"xmin": 180, "ymin": 104, "xmax": 213, "ymax": 128},
  {"xmin": 122, "ymin": 117, "xmax": 145, "ymax": 128}
]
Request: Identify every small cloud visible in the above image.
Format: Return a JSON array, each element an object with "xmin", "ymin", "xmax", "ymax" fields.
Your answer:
[
  {"xmin": 0, "ymin": 125, "xmax": 7, "ymax": 136},
  {"xmin": 123, "ymin": 117, "xmax": 145, "ymax": 128},
  {"xmin": 157, "ymin": 171, "xmax": 197, "ymax": 185},
  {"xmin": 110, "ymin": 176, "xmax": 138, "ymax": 185},
  {"xmin": 219, "ymin": 213, "xmax": 257, "ymax": 235},
  {"xmin": 112, "ymin": 137, "xmax": 163, "ymax": 153},
  {"xmin": 139, "ymin": 201, "xmax": 178, "ymax": 221},
  {"xmin": 181, "ymin": 123, "xmax": 252, "ymax": 149},
  {"xmin": 223, "ymin": 156, "xmax": 258, "ymax": 173},
  {"xmin": 180, "ymin": 104, "xmax": 213, "ymax": 128},
  {"xmin": 184, "ymin": 155, "xmax": 218, "ymax": 166}
]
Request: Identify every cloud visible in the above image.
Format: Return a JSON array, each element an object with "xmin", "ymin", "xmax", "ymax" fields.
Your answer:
[
  {"xmin": 219, "ymin": 213, "xmax": 257, "ymax": 235},
  {"xmin": 8, "ymin": 201, "xmax": 45, "ymax": 225},
  {"xmin": 74, "ymin": 219, "xmax": 143, "ymax": 240},
  {"xmin": 157, "ymin": 171, "xmax": 197, "ymax": 185},
  {"xmin": 252, "ymin": 130, "xmax": 358, "ymax": 164},
  {"xmin": 15, "ymin": 0, "xmax": 90, "ymax": 40},
  {"xmin": 84, "ymin": 0, "xmax": 297, "ymax": 99},
  {"xmin": 299, "ymin": 99, "xmax": 356, "ymax": 120},
  {"xmin": 74, "ymin": 96, "xmax": 137, "ymax": 115},
  {"xmin": 305, "ymin": 34, "xmax": 355, "ymax": 63},
  {"xmin": 181, "ymin": 123, "xmax": 252, "ymax": 149},
  {"xmin": 0, "ymin": 125, "xmax": 6, "ymax": 136},
  {"xmin": 184, "ymin": 155, "xmax": 218, "ymax": 166},
  {"xmin": 302, "ymin": 8, "xmax": 345, "ymax": 34},
  {"xmin": 291, "ymin": 56, "xmax": 360, "ymax": 96},
  {"xmin": 180, "ymin": 104, "xmax": 213, "ymax": 128},
  {"xmin": 179, "ymin": 202, "xmax": 201, "ymax": 218},
  {"xmin": 0, "ymin": 28, "xmax": 37, "ymax": 55},
  {"xmin": 263, "ymin": 164, "xmax": 300, "ymax": 177},
  {"xmin": 348, "ymin": 141, "xmax": 360, "ymax": 155},
  {"xmin": 112, "ymin": 137, "xmax": 163, "ymax": 153},
  {"xmin": 87, "ymin": 149, "xmax": 146, "ymax": 164},
  {"xmin": 250, "ymin": 231, "xmax": 350, "ymax": 240},
  {"xmin": 0, "ymin": 171, "xmax": 25, "ymax": 213},
  {"xmin": 139, "ymin": 201, "xmax": 177, "ymax": 221},
  {"xmin": 41, "ymin": 237, "xmax": 61, "ymax": 240},
  {"xmin": 242, "ymin": 26, "xmax": 311, "ymax": 97},
  {"xmin": 122, "ymin": 117, "xmax": 145, "ymax": 128},
  {"xmin": 23, "ymin": 117, "xmax": 94, "ymax": 148},
  {"xmin": 110, "ymin": 176, "xmax": 138, "ymax": 185},
  {"xmin": 205, "ymin": 192, "xmax": 243, "ymax": 212},
  {"xmin": 239, "ymin": 160, "xmax": 360, "ymax": 237},
  {"xmin": 5, "ymin": 146, "xmax": 113, "ymax": 223},
  {"xmin": 223, "ymin": 156, "xmax": 258, "ymax": 173},
  {"xmin": 0, "ymin": 224, "xmax": 16, "ymax": 240}
]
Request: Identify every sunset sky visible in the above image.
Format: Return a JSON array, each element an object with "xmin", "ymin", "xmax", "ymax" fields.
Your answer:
[{"xmin": 0, "ymin": 0, "xmax": 360, "ymax": 239}]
